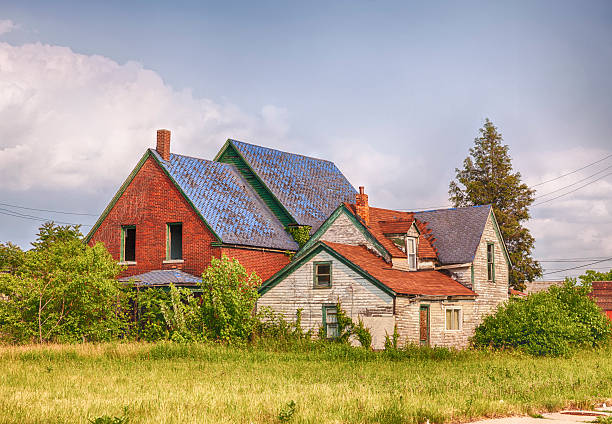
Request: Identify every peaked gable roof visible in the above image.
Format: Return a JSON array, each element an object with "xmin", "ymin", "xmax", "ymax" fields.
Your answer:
[
  {"xmin": 415, "ymin": 205, "xmax": 492, "ymax": 265},
  {"xmin": 152, "ymin": 149, "xmax": 298, "ymax": 251},
  {"xmin": 260, "ymin": 240, "xmax": 476, "ymax": 297},
  {"xmin": 219, "ymin": 139, "xmax": 357, "ymax": 230}
]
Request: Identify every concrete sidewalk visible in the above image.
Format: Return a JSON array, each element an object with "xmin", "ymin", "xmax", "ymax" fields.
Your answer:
[{"xmin": 470, "ymin": 409, "xmax": 611, "ymax": 424}]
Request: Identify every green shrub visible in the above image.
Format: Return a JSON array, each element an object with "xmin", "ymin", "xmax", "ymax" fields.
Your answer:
[
  {"xmin": 200, "ymin": 255, "xmax": 260, "ymax": 343},
  {"xmin": 353, "ymin": 317, "xmax": 372, "ymax": 349},
  {"xmin": 0, "ymin": 223, "xmax": 125, "ymax": 343},
  {"xmin": 472, "ymin": 279, "xmax": 611, "ymax": 356}
]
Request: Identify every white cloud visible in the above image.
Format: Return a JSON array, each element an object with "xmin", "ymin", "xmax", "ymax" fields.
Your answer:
[
  {"xmin": 0, "ymin": 42, "xmax": 290, "ymax": 192},
  {"xmin": 0, "ymin": 20, "xmax": 18, "ymax": 35}
]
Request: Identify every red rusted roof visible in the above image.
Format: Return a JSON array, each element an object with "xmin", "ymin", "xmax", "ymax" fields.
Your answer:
[
  {"xmin": 322, "ymin": 241, "xmax": 476, "ymax": 297},
  {"xmin": 590, "ymin": 281, "xmax": 612, "ymax": 311},
  {"xmin": 343, "ymin": 203, "xmax": 438, "ymax": 260}
]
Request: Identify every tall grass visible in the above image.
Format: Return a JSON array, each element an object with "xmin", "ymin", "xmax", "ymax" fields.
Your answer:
[{"xmin": 0, "ymin": 342, "xmax": 610, "ymax": 423}]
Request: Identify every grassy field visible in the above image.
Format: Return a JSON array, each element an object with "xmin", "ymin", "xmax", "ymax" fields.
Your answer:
[{"xmin": 0, "ymin": 342, "xmax": 610, "ymax": 424}]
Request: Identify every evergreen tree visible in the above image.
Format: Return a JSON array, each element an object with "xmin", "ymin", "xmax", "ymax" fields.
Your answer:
[{"xmin": 449, "ymin": 119, "xmax": 542, "ymax": 290}]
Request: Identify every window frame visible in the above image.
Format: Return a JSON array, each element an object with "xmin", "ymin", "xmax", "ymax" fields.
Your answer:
[
  {"xmin": 487, "ymin": 242, "xmax": 495, "ymax": 281},
  {"xmin": 444, "ymin": 306, "xmax": 462, "ymax": 331},
  {"xmin": 322, "ymin": 304, "xmax": 339, "ymax": 339},
  {"xmin": 120, "ymin": 225, "xmax": 136, "ymax": 263},
  {"xmin": 406, "ymin": 236, "xmax": 417, "ymax": 270},
  {"xmin": 313, "ymin": 261, "xmax": 332, "ymax": 288},
  {"xmin": 166, "ymin": 222, "xmax": 183, "ymax": 261}
]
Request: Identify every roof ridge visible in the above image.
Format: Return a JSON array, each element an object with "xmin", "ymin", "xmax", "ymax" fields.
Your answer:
[
  {"xmin": 229, "ymin": 139, "xmax": 337, "ymax": 165},
  {"xmin": 414, "ymin": 204, "xmax": 492, "ymax": 214}
]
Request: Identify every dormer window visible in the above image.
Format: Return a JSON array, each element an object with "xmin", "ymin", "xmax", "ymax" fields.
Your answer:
[{"xmin": 406, "ymin": 237, "xmax": 417, "ymax": 270}]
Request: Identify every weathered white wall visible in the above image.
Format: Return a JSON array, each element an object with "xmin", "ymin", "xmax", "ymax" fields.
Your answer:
[{"xmin": 257, "ymin": 250, "xmax": 394, "ymax": 349}]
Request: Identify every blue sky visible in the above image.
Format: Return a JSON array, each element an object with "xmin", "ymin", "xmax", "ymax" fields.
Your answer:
[{"xmin": 1, "ymin": 1, "xmax": 611, "ymax": 279}]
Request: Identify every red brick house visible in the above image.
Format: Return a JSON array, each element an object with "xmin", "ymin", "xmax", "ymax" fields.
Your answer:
[
  {"xmin": 86, "ymin": 130, "xmax": 356, "ymax": 282},
  {"xmin": 590, "ymin": 281, "xmax": 612, "ymax": 320}
]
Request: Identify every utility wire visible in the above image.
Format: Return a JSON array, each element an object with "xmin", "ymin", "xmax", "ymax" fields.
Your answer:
[
  {"xmin": 0, "ymin": 208, "xmax": 92, "ymax": 227},
  {"xmin": 534, "ymin": 164, "xmax": 612, "ymax": 199},
  {"xmin": 541, "ymin": 257, "xmax": 612, "ymax": 276},
  {"xmin": 0, "ymin": 202, "xmax": 98, "ymax": 216},
  {"xmin": 533, "ymin": 171, "xmax": 612, "ymax": 206},
  {"xmin": 531, "ymin": 153, "xmax": 612, "ymax": 187}
]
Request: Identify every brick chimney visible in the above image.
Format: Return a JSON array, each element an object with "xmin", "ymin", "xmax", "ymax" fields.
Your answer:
[
  {"xmin": 355, "ymin": 186, "xmax": 370, "ymax": 226},
  {"xmin": 156, "ymin": 129, "xmax": 171, "ymax": 161}
]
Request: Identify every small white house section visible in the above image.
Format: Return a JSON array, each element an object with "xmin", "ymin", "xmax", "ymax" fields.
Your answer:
[{"xmin": 257, "ymin": 249, "xmax": 395, "ymax": 349}]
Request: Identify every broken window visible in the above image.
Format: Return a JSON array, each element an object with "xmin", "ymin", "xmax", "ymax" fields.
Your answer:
[
  {"xmin": 445, "ymin": 307, "xmax": 461, "ymax": 330},
  {"xmin": 121, "ymin": 226, "xmax": 136, "ymax": 262},
  {"xmin": 167, "ymin": 223, "xmax": 183, "ymax": 260},
  {"xmin": 487, "ymin": 242, "xmax": 495, "ymax": 281},
  {"xmin": 314, "ymin": 261, "xmax": 332, "ymax": 288}
]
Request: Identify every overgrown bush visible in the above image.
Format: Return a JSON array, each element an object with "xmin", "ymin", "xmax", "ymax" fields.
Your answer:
[
  {"xmin": 472, "ymin": 279, "xmax": 611, "ymax": 356},
  {"xmin": 0, "ymin": 223, "xmax": 125, "ymax": 343},
  {"xmin": 160, "ymin": 285, "xmax": 203, "ymax": 342},
  {"xmin": 200, "ymin": 255, "xmax": 260, "ymax": 343},
  {"xmin": 353, "ymin": 317, "xmax": 372, "ymax": 349}
]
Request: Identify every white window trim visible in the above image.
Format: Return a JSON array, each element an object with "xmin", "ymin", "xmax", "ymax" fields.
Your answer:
[
  {"xmin": 444, "ymin": 306, "xmax": 462, "ymax": 331},
  {"xmin": 406, "ymin": 236, "xmax": 417, "ymax": 270}
]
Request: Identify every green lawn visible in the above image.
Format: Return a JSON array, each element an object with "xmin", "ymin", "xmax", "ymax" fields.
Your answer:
[{"xmin": 0, "ymin": 342, "xmax": 610, "ymax": 424}]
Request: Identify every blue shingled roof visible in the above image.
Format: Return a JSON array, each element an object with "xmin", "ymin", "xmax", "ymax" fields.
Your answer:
[
  {"xmin": 119, "ymin": 269, "xmax": 201, "ymax": 286},
  {"xmin": 229, "ymin": 140, "xmax": 357, "ymax": 230},
  {"xmin": 151, "ymin": 149, "xmax": 298, "ymax": 251},
  {"xmin": 415, "ymin": 205, "xmax": 492, "ymax": 265}
]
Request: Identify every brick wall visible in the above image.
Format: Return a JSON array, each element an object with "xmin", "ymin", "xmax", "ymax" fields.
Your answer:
[
  {"xmin": 220, "ymin": 247, "xmax": 291, "ymax": 282},
  {"xmin": 89, "ymin": 156, "xmax": 220, "ymax": 279}
]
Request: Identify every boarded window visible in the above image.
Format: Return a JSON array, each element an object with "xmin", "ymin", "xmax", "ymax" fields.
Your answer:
[
  {"xmin": 445, "ymin": 307, "xmax": 461, "ymax": 330},
  {"xmin": 167, "ymin": 223, "xmax": 183, "ymax": 260},
  {"xmin": 487, "ymin": 243, "xmax": 495, "ymax": 281},
  {"xmin": 314, "ymin": 262, "xmax": 332, "ymax": 288},
  {"xmin": 407, "ymin": 237, "xmax": 417, "ymax": 270},
  {"xmin": 122, "ymin": 226, "xmax": 136, "ymax": 262},
  {"xmin": 323, "ymin": 305, "xmax": 338, "ymax": 338}
]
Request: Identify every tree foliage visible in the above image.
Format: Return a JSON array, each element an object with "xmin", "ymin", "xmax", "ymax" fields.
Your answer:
[
  {"xmin": 0, "ymin": 223, "xmax": 125, "ymax": 343},
  {"xmin": 472, "ymin": 279, "xmax": 611, "ymax": 356},
  {"xmin": 449, "ymin": 119, "xmax": 542, "ymax": 290},
  {"xmin": 579, "ymin": 269, "xmax": 612, "ymax": 285},
  {"xmin": 200, "ymin": 255, "xmax": 261, "ymax": 343}
]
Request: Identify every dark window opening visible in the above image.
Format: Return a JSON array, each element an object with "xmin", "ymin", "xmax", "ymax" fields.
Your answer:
[
  {"xmin": 123, "ymin": 226, "xmax": 136, "ymax": 262},
  {"xmin": 314, "ymin": 262, "xmax": 332, "ymax": 288},
  {"xmin": 168, "ymin": 223, "xmax": 183, "ymax": 260},
  {"xmin": 487, "ymin": 242, "xmax": 495, "ymax": 281}
]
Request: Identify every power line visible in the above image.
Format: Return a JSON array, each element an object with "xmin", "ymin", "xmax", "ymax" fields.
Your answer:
[
  {"xmin": 0, "ymin": 209, "xmax": 92, "ymax": 227},
  {"xmin": 534, "ymin": 163, "xmax": 612, "ymax": 199},
  {"xmin": 541, "ymin": 257, "xmax": 612, "ymax": 276},
  {"xmin": 531, "ymin": 153, "xmax": 612, "ymax": 187},
  {"xmin": 540, "ymin": 258, "xmax": 612, "ymax": 263},
  {"xmin": 532, "ymin": 171, "xmax": 612, "ymax": 206},
  {"xmin": 0, "ymin": 202, "xmax": 98, "ymax": 216}
]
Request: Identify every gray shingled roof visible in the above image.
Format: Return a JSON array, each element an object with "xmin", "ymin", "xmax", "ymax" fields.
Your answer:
[
  {"xmin": 119, "ymin": 269, "xmax": 201, "ymax": 286},
  {"xmin": 230, "ymin": 140, "xmax": 357, "ymax": 230},
  {"xmin": 415, "ymin": 205, "xmax": 491, "ymax": 265},
  {"xmin": 152, "ymin": 149, "xmax": 298, "ymax": 251}
]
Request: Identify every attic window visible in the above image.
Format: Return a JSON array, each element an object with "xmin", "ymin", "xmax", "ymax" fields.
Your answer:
[
  {"xmin": 314, "ymin": 261, "xmax": 332, "ymax": 288},
  {"xmin": 406, "ymin": 237, "xmax": 417, "ymax": 270},
  {"xmin": 167, "ymin": 223, "xmax": 183, "ymax": 260},
  {"xmin": 487, "ymin": 242, "xmax": 495, "ymax": 281},
  {"xmin": 121, "ymin": 226, "xmax": 136, "ymax": 262}
]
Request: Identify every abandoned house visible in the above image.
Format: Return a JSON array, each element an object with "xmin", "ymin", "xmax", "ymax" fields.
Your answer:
[
  {"xmin": 258, "ymin": 188, "xmax": 511, "ymax": 349},
  {"xmin": 86, "ymin": 130, "xmax": 356, "ymax": 282}
]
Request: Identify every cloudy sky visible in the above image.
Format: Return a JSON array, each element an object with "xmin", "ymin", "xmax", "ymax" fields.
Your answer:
[{"xmin": 1, "ymin": 1, "xmax": 611, "ymax": 279}]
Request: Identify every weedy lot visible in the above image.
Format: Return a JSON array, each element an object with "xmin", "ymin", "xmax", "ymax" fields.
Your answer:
[{"xmin": 0, "ymin": 343, "xmax": 610, "ymax": 424}]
